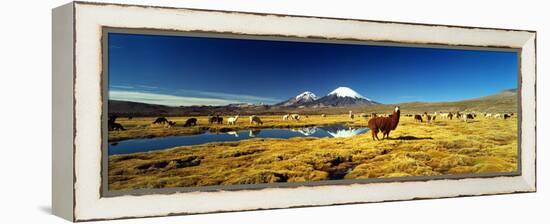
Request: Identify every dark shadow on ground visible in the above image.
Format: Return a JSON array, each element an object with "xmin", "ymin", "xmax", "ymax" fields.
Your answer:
[{"xmin": 390, "ymin": 135, "xmax": 433, "ymax": 140}]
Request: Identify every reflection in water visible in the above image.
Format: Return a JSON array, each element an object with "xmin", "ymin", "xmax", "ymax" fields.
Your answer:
[
  {"xmin": 109, "ymin": 124, "xmax": 369, "ymax": 155},
  {"xmin": 290, "ymin": 127, "xmax": 318, "ymax": 136},
  {"xmin": 226, "ymin": 131, "xmax": 239, "ymax": 137},
  {"xmin": 319, "ymin": 125, "xmax": 370, "ymax": 138},
  {"xmin": 249, "ymin": 129, "xmax": 261, "ymax": 137}
]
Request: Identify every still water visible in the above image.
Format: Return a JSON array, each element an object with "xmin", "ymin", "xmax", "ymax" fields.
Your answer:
[{"xmin": 109, "ymin": 124, "xmax": 369, "ymax": 155}]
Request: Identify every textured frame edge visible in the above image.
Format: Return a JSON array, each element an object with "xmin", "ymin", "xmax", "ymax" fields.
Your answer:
[
  {"xmin": 52, "ymin": 2, "xmax": 75, "ymax": 222},
  {"xmin": 66, "ymin": 2, "xmax": 536, "ymax": 221}
]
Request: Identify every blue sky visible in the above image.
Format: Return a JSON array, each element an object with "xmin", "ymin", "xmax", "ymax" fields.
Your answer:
[{"xmin": 108, "ymin": 33, "xmax": 518, "ymax": 106}]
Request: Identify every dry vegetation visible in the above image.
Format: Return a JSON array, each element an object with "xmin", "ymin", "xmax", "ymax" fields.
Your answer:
[{"xmin": 108, "ymin": 114, "xmax": 518, "ymax": 190}]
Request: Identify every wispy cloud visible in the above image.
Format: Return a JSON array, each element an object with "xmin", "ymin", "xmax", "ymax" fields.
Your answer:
[
  {"xmin": 109, "ymin": 83, "xmax": 282, "ymax": 106},
  {"xmin": 111, "ymin": 85, "xmax": 135, "ymax": 89},
  {"xmin": 175, "ymin": 89, "xmax": 281, "ymax": 104},
  {"xmin": 135, "ymin": 84, "xmax": 160, "ymax": 90},
  {"xmin": 109, "ymin": 90, "xmax": 242, "ymax": 106}
]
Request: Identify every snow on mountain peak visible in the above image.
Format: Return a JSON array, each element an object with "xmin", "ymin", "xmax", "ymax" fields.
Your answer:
[
  {"xmin": 295, "ymin": 91, "xmax": 318, "ymax": 100},
  {"xmin": 328, "ymin": 87, "xmax": 369, "ymax": 100}
]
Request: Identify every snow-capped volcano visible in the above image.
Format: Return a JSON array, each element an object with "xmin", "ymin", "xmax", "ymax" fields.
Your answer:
[
  {"xmin": 311, "ymin": 87, "xmax": 378, "ymax": 107},
  {"xmin": 276, "ymin": 91, "xmax": 319, "ymax": 107},
  {"xmin": 329, "ymin": 87, "xmax": 370, "ymax": 100}
]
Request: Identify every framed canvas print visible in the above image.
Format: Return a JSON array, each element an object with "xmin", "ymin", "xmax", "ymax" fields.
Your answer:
[{"xmin": 52, "ymin": 1, "xmax": 537, "ymax": 222}]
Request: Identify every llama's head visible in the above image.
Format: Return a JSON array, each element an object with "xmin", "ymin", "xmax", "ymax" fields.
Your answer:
[{"xmin": 394, "ymin": 106, "xmax": 400, "ymax": 112}]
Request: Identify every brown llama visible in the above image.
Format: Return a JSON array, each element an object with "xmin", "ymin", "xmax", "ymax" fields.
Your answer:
[
  {"xmin": 111, "ymin": 123, "xmax": 126, "ymax": 131},
  {"xmin": 152, "ymin": 117, "xmax": 169, "ymax": 125},
  {"xmin": 367, "ymin": 106, "xmax": 401, "ymax": 140},
  {"xmin": 183, "ymin": 118, "xmax": 197, "ymax": 127},
  {"xmin": 209, "ymin": 115, "xmax": 223, "ymax": 124},
  {"xmin": 414, "ymin": 114, "xmax": 423, "ymax": 123}
]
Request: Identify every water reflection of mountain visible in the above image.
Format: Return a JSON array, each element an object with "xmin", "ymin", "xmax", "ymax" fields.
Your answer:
[
  {"xmin": 317, "ymin": 125, "xmax": 369, "ymax": 138},
  {"xmin": 290, "ymin": 127, "xmax": 318, "ymax": 136},
  {"xmin": 290, "ymin": 125, "xmax": 369, "ymax": 138}
]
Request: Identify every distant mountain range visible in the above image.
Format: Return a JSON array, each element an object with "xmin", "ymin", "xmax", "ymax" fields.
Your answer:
[
  {"xmin": 108, "ymin": 88, "xmax": 517, "ymax": 116},
  {"xmin": 276, "ymin": 91, "xmax": 319, "ymax": 107},
  {"xmin": 276, "ymin": 87, "xmax": 379, "ymax": 108}
]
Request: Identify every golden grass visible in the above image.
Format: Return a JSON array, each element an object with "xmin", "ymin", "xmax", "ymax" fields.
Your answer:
[{"xmin": 108, "ymin": 114, "xmax": 518, "ymax": 190}]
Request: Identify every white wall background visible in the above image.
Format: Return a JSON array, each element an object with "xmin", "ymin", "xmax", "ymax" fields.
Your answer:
[{"xmin": 0, "ymin": 0, "xmax": 546, "ymax": 223}]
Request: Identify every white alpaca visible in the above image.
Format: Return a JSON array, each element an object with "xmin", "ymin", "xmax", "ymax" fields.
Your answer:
[
  {"xmin": 283, "ymin": 114, "xmax": 289, "ymax": 120},
  {"xmin": 439, "ymin": 112, "xmax": 449, "ymax": 120},
  {"xmin": 321, "ymin": 114, "xmax": 326, "ymax": 117},
  {"xmin": 494, "ymin": 113, "xmax": 502, "ymax": 119},
  {"xmin": 485, "ymin": 113, "xmax": 492, "ymax": 118},
  {"xmin": 290, "ymin": 114, "xmax": 300, "ymax": 121},
  {"xmin": 227, "ymin": 115, "xmax": 239, "ymax": 125}
]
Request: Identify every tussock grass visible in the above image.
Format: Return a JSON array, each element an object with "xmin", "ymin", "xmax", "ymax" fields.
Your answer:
[{"xmin": 108, "ymin": 114, "xmax": 518, "ymax": 190}]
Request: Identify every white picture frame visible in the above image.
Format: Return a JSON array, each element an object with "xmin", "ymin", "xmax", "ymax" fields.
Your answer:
[{"xmin": 52, "ymin": 1, "xmax": 536, "ymax": 221}]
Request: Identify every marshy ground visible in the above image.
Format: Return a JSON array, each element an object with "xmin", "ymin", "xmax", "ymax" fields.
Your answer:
[{"xmin": 108, "ymin": 114, "xmax": 518, "ymax": 190}]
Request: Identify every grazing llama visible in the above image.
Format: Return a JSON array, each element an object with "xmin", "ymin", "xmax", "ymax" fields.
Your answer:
[
  {"xmin": 463, "ymin": 113, "xmax": 475, "ymax": 122},
  {"xmin": 165, "ymin": 121, "xmax": 176, "ymax": 128},
  {"xmin": 455, "ymin": 112, "xmax": 462, "ymax": 119},
  {"xmin": 152, "ymin": 117, "xmax": 169, "ymax": 125},
  {"xmin": 367, "ymin": 106, "xmax": 401, "ymax": 140},
  {"xmin": 108, "ymin": 115, "xmax": 126, "ymax": 131},
  {"xmin": 283, "ymin": 114, "xmax": 290, "ymax": 120},
  {"xmin": 209, "ymin": 115, "xmax": 223, "ymax": 124},
  {"xmin": 249, "ymin": 115, "xmax": 263, "ymax": 125},
  {"xmin": 414, "ymin": 114, "xmax": 423, "ymax": 123},
  {"xmin": 439, "ymin": 112, "xmax": 450, "ymax": 120},
  {"xmin": 111, "ymin": 123, "xmax": 126, "ymax": 131},
  {"xmin": 423, "ymin": 112, "xmax": 434, "ymax": 124},
  {"xmin": 183, "ymin": 118, "xmax": 197, "ymax": 127},
  {"xmin": 227, "ymin": 115, "xmax": 239, "ymax": 125}
]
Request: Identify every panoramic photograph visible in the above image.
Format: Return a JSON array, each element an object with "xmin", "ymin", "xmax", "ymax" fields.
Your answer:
[{"xmin": 106, "ymin": 32, "xmax": 519, "ymax": 191}]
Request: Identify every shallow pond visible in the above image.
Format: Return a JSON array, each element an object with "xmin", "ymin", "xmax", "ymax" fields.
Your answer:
[{"xmin": 109, "ymin": 124, "xmax": 369, "ymax": 155}]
